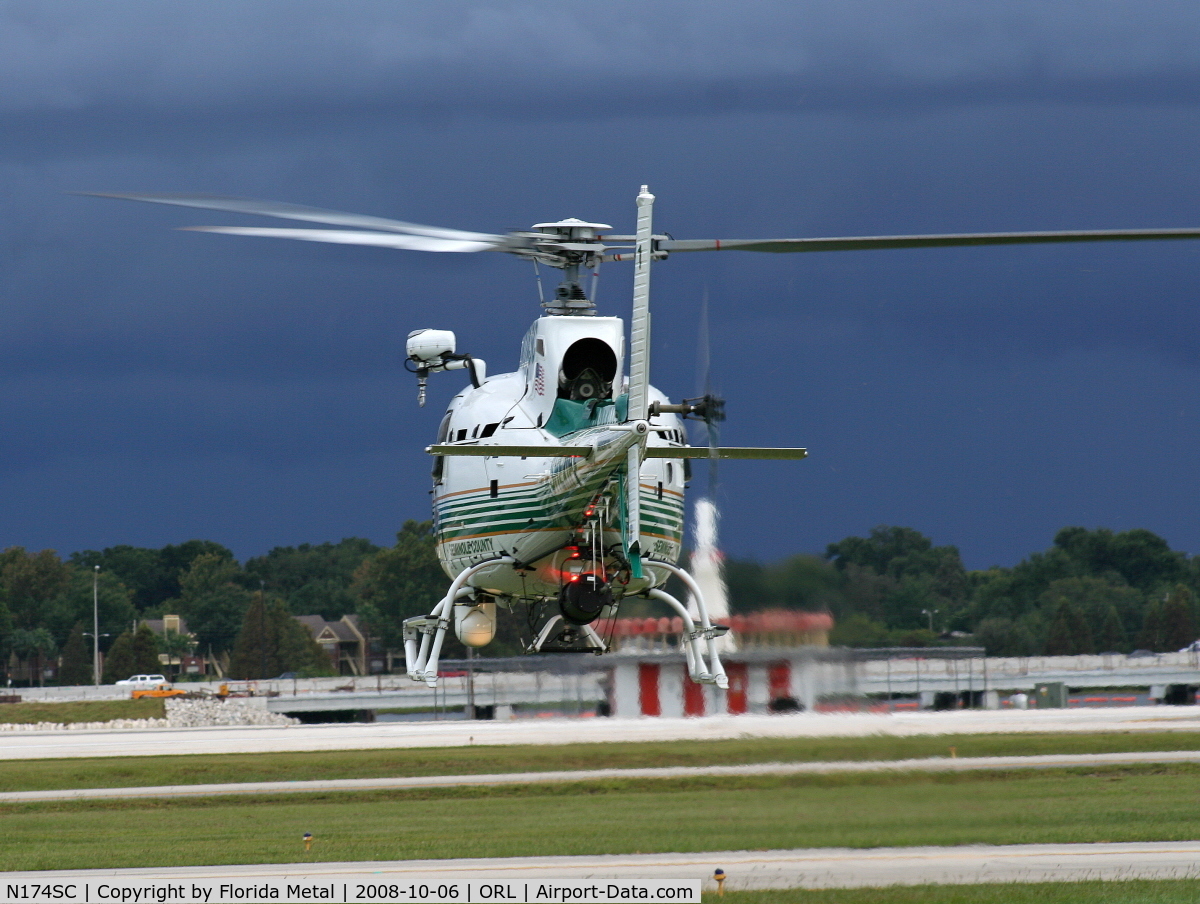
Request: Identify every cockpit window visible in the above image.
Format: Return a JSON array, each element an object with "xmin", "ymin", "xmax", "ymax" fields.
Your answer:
[{"xmin": 433, "ymin": 412, "xmax": 453, "ymax": 482}]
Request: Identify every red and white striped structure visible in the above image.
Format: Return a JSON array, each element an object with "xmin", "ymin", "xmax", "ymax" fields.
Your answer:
[{"xmin": 604, "ymin": 610, "xmax": 845, "ymax": 717}]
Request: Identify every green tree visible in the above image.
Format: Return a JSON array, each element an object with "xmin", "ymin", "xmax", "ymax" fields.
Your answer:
[
  {"xmin": 42, "ymin": 567, "xmax": 137, "ymax": 648},
  {"xmin": 159, "ymin": 629, "xmax": 194, "ymax": 677},
  {"xmin": 1052, "ymin": 526, "xmax": 1185, "ymax": 592},
  {"xmin": 71, "ymin": 541, "xmax": 235, "ymax": 612},
  {"xmin": 132, "ymin": 622, "xmax": 161, "ymax": 674},
  {"xmin": 9, "ymin": 628, "xmax": 58, "ymax": 687},
  {"xmin": 828, "ymin": 613, "xmax": 892, "ymax": 647},
  {"xmin": 761, "ymin": 555, "xmax": 843, "ymax": 613},
  {"xmin": 973, "ymin": 617, "xmax": 1038, "ymax": 657},
  {"xmin": 0, "ymin": 597, "xmax": 13, "ymax": 673},
  {"xmin": 1161, "ymin": 585, "xmax": 1195, "ymax": 651},
  {"xmin": 826, "ymin": 526, "xmax": 934, "ymax": 575},
  {"xmin": 58, "ymin": 622, "xmax": 92, "ymax": 685},
  {"xmin": 352, "ymin": 521, "xmax": 447, "ymax": 651},
  {"xmin": 229, "ymin": 592, "xmax": 330, "ymax": 679},
  {"xmin": 101, "ymin": 630, "xmax": 136, "ymax": 683},
  {"xmin": 244, "ymin": 538, "xmax": 380, "ymax": 619},
  {"xmin": 724, "ymin": 558, "xmax": 768, "ymax": 614},
  {"xmin": 839, "ymin": 563, "xmax": 894, "ymax": 624},
  {"xmin": 0, "ymin": 548, "xmax": 70, "ymax": 630},
  {"xmin": 1034, "ymin": 576, "xmax": 1144, "ymax": 647},
  {"xmin": 176, "ymin": 554, "xmax": 251, "ymax": 654},
  {"xmin": 825, "ymin": 526, "xmax": 967, "ymax": 630},
  {"xmin": 1044, "ymin": 598, "xmax": 1093, "ymax": 656},
  {"xmin": 1138, "ymin": 600, "xmax": 1165, "ymax": 652},
  {"xmin": 1095, "ymin": 605, "xmax": 1129, "ymax": 653}
]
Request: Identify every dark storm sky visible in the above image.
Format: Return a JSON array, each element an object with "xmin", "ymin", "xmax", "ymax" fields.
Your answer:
[{"xmin": 4, "ymin": 1, "xmax": 1200, "ymax": 569}]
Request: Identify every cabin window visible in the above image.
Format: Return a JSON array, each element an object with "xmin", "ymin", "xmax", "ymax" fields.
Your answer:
[
  {"xmin": 480, "ymin": 422, "xmax": 499, "ymax": 438},
  {"xmin": 666, "ymin": 463, "xmax": 674, "ymax": 485},
  {"xmin": 536, "ymin": 338, "xmax": 545, "ymax": 356},
  {"xmin": 433, "ymin": 412, "xmax": 453, "ymax": 482},
  {"xmin": 456, "ymin": 428, "xmax": 468, "ymax": 442},
  {"xmin": 490, "ymin": 479, "xmax": 498, "ymax": 498}
]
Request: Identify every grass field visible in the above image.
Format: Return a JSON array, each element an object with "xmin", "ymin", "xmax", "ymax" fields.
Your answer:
[
  {"xmin": 5, "ymin": 764, "xmax": 1200, "ymax": 870},
  {"xmin": 0, "ymin": 698, "xmax": 166, "ymax": 724},
  {"xmin": 710, "ymin": 881, "xmax": 1200, "ymax": 902},
  {"xmin": 4, "ymin": 729, "xmax": 1200, "ymax": 792}
]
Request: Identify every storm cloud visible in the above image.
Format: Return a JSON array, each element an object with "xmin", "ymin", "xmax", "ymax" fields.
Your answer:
[{"xmin": 3, "ymin": 1, "xmax": 1200, "ymax": 568}]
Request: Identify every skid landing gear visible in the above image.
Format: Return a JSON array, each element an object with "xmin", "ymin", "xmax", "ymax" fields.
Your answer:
[
  {"xmin": 641, "ymin": 560, "xmax": 729, "ymax": 688},
  {"xmin": 404, "ymin": 556, "xmax": 728, "ymax": 689},
  {"xmin": 402, "ymin": 556, "xmax": 515, "ymax": 687}
]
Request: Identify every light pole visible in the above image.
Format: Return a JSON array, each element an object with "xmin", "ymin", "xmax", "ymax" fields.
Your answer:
[
  {"xmin": 921, "ymin": 608, "xmax": 939, "ymax": 634},
  {"xmin": 92, "ymin": 566, "xmax": 100, "ymax": 686}
]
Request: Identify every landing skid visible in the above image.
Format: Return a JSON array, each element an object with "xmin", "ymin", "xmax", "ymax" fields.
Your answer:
[
  {"xmin": 402, "ymin": 555, "xmax": 728, "ymax": 689},
  {"xmin": 643, "ymin": 560, "xmax": 729, "ymax": 688}
]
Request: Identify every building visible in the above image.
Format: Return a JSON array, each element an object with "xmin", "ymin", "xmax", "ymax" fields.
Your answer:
[
  {"xmin": 295, "ymin": 613, "xmax": 387, "ymax": 675},
  {"xmin": 138, "ymin": 614, "xmax": 206, "ymax": 677},
  {"xmin": 605, "ymin": 609, "xmax": 842, "ymax": 716}
]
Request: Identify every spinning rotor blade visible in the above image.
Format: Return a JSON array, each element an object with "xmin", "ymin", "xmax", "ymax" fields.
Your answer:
[
  {"xmin": 662, "ymin": 227, "xmax": 1200, "ymax": 255},
  {"xmin": 646, "ymin": 446, "xmax": 807, "ymax": 460},
  {"xmin": 184, "ymin": 227, "xmax": 497, "ymax": 253},
  {"xmin": 80, "ymin": 192, "xmax": 504, "ymax": 244}
]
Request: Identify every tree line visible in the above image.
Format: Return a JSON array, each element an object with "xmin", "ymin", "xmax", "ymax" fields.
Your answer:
[
  {"xmin": 1, "ymin": 522, "xmax": 1197, "ymax": 685},
  {"xmin": 0, "ymin": 522, "xmax": 447, "ymax": 684},
  {"xmin": 727, "ymin": 525, "xmax": 1200, "ymax": 655}
]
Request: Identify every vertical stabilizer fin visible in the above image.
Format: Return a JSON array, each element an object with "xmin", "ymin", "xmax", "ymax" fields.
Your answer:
[
  {"xmin": 627, "ymin": 186, "xmax": 654, "ymax": 422},
  {"xmin": 625, "ymin": 445, "xmax": 643, "ymax": 579},
  {"xmin": 623, "ymin": 186, "xmax": 654, "ymax": 580}
]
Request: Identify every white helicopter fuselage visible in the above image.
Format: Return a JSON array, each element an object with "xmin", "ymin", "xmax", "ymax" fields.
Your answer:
[{"xmin": 431, "ymin": 314, "xmax": 687, "ymax": 602}]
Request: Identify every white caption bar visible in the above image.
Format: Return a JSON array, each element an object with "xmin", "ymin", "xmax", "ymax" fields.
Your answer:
[{"xmin": 1, "ymin": 877, "xmax": 701, "ymax": 904}]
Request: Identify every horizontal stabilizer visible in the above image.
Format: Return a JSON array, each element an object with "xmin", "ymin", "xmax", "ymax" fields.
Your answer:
[
  {"xmin": 643, "ymin": 447, "xmax": 808, "ymax": 460},
  {"xmin": 426, "ymin": 444, "xmax": 592, "ymax": 458},
  {"xmin": 427, "ymin": 444, "xmax": 806, "ymax": 460}
]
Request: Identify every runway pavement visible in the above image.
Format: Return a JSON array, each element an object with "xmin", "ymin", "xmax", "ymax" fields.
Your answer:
[
  {"xmin": 10, "ymin": 842, "xmax": 1200, "ymax": 891},
  {"xmin": 8, "ymin": 749, "xmax": 1200, "ymax": 802},
  {"xmin": 3, "ymin": 706, "xmax": 1200, "ymax": 760}
]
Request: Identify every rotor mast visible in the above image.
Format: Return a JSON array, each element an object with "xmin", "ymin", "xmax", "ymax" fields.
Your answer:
[{"xmin": 530, "ymin": 218, "xmax": 612, "ymax": 315}]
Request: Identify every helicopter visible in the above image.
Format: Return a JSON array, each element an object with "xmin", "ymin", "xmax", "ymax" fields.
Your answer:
[{"xmin": 89, "ymin": 187, "xmax": 1200, "ymax": 688}]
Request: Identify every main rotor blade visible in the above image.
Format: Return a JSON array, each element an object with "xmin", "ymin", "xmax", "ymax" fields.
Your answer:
[
  {"xmin": 645, "ymin": 447, "xmax": 807, "ymax": 460},
  {"xmin": 661, "ymin": 227, "xmax": 1200, "ymax": 255},
  {"xmin": 184, "ymin": 227, "xmax": 499, "ymax": 253},
  {"xmin": 80, "ymin": 192, "xmax": 502, "ymax": 243}
]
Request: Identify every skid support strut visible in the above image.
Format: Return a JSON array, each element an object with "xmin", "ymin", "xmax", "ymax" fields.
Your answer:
[
  {"xmin": 646, "ymin": 562, "xmax": 729, "ymax": 688},
  {"xmin": 403, "ymin": 556, "xmax": 515, "ymax": 687},
  {"xmin": 645, "ymin": 589, "xmax": 712, "ymax": 684}
]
